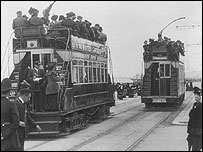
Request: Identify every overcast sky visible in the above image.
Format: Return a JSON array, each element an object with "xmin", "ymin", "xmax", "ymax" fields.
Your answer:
[{"xmin": 1, "ymin": 1, "xmax": 202, "ymax": 79}]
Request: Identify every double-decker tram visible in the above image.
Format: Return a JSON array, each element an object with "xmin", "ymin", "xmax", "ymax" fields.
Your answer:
[
  {"xmin": 9, "ymin": 23, "xmax": 115, "ymax": 135},
  {"xmin": 141, "ymin": 35, "xmax": 185, "ymax": 107}
]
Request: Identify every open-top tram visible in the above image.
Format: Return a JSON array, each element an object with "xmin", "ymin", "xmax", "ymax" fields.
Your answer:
[
  {"xmin": 9, "ymin": 25, "xmax": 115, "ymax": 135},
  {"xmin": 141, "ymin": 36, "xmax": 185, "ymax": 107}
]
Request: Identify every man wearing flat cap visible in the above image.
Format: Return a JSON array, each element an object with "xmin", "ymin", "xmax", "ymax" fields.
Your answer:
[
  {"xmin": 14, "ymin": 88, "xmax": 41, "ymax": 151},
  {"xmin": 1, "ymin": 78, "xmax": 21, "ymax": 151},
  {"xmin": 12, "ymin": 10, "xmax": 28, "ymax": 30},
  {"xmin": 27, "ymin": 61, "xmax": 45, "ymax": 112}
]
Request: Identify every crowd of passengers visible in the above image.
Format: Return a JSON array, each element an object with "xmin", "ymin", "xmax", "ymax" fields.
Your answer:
[
  {"xmin": 12, "ymin": 7, "xmax": 107, "ymax": 45},
  {"xmin": 142, "ymin": 33, "xmax": 185, "ymax": 61}
]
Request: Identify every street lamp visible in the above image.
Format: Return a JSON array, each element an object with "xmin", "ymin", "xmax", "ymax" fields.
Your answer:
[{"xmin": 159, "ymin": 17, "xmax": 186, "ymax": 36}]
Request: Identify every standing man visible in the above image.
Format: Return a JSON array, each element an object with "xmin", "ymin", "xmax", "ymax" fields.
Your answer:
[
  {"xmin": 12, "ymin": 11, "xmax": 28, "ymax": 30},
  {"xmin": 14, "ymin": 88, "xmax": 42, "ymax": 151},
  {"xmin": 187, "ymin": 87, "xmax": 202, "ymax": 151},
  {"xmin": 27, "ymin": 61, "xmax": 45, "ymax": 112},
  {"xmin": 1, "ymin": 78, "xmax": 21, "ymax": 151}
]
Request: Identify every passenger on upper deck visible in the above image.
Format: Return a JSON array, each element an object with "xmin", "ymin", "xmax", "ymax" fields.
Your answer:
[
  {"xmin": 58, "ymin": 15, "xmax": 65, "ymax": 23},
  {"xmin": 61, "ymin": 12, "xmax": 79, "ymax": 37},
  {"xmin": 76, "ymin": 15, "xmax": 88, "ymax": 39},
  {"xmin": 85, "ymin": 20, "xmax": 95, "ymax": 41},
  {"xmin": 98, "ymin": 26, "xmax": 107, "ymax": 45},
  {"xmin": 28, "ymin": 7, "xmax": 45, "ymax": 26},
  {"xmin": 12, "ymin": 11, "xmax": 28, "ymax": 29},
  {"xmin": 92, "ymin": 24, "xmax": 100, "ymax": 42},
  {"xmin": 50, "ymin": 14, "xmax": 61, "ymax": 28}
]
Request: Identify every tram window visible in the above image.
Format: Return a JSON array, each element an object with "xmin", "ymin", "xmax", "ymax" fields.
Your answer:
[
  {"xmin": 84, "ymin": 67, "xmax": 88, "ymax": 83},
  {"xmin": 84, "ymin": 61, "xmax": 88, "ymax": 66},
  {"xmin": 73, "ymin": 60, "xmax": 78, "ymax": 65},
  {"xmin": 32, "ymin": 54, "xmax": 40, "ymax": 68},
  {"xmin": 93, "ymin": 68, "xmax": 97, "ymax": 82},
  {"xmin": 160, "ymin": 64, "xmax": 164, "ymax": 77},
  {"xmin": 101, "ymin": 69, "xmax": 104, "ymax": 82},
  {"xmin": 97, "ymin": 63, "xmax": 101, "ymax": 82},
  {"xmin": 105, "ymin": 69, "xmax": 108, "ymax": 82},
  {"xmin": 89, "ymin": 67, "xmax": 93, "ymax": 83},
  {"xmin": 73, "ymin": 67, "xmax": 78, "ymax": 83},
  {"xmin": 79, "ymin": 67, "xmax": 83, "ymax": 83},
  {"xmin": 93, "ymin": 62, "xmax": 97, "ymax": 82},
  {"xmin": 165, "ymin": 64, "xmax": 170, "ymax": 77},
  {"xmin": 79, "ymin": 60, "xmax": 83, "ymax": 65},
  {"xmin": 89, "ymin": 62, "xmax": 92, "ymax": 83}
]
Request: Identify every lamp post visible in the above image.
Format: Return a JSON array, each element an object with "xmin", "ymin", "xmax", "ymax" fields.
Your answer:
[{"xmin": 159, "ymin": 17, "xmax": 186, "ymax": 36}]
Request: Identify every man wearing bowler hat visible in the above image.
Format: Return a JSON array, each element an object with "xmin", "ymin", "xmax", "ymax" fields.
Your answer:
[{"xmin": 1, "ymin": 78, "xmax": 21, "ymax": 151}]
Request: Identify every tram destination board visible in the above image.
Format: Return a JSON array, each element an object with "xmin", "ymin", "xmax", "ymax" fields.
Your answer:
[{"xmin": 152, "ymin": 97, "xmax": 166, "ymax": 103}]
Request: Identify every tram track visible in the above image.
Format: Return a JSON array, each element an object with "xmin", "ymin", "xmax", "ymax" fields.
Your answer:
[
  {"xmin": 25, "ymin": 93, "xmax": 193, "ymax": 151},
  {"xmin": 125, "ymin": 93, "xmax": 194, "ymax": 151},
  {"xmin": 67, "ymin": 111, "xmax": 153, "ymax": 151},
  {"xmin": 25, "ymin": 98, "xmax": 145, "ymax": 151}
]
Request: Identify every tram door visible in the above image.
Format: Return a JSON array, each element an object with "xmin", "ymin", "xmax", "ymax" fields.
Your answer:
[{"xmin": 159, "ymin": 63, "xmax": 171, "ymax": 96}]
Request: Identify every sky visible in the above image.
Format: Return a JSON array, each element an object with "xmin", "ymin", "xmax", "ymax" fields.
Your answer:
[{"xmin": 1, "ymin": 1, "xmax": 202, "ymax": 80}]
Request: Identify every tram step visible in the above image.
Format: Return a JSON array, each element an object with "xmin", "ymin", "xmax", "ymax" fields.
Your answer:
[
  {"xmin": 34, "ymin": 121, "xmax": 60, "ymax": 132},
  {"xmin": 30, "ymin": 112, "xmax": 61, "ymax": 122},
  {"xmin": 28, "ymin": 131, "xmax": 60, "ymax": 135}
]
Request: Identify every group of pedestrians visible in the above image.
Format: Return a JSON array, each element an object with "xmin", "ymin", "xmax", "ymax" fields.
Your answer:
[{"xmin": 1, "ymin": 78, "xmax": 42, "ymax": 151}]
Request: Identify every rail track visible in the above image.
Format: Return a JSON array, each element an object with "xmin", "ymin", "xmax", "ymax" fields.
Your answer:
[{"xmin": 25, "ymin": 93, "xmax": 193, "ymax": 151}]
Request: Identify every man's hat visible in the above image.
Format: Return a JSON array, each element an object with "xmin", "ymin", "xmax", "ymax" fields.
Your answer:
[
  {"xmin": 85, "ymin": 20, "xmax": 92, "ymax": 26},
  {"xmin": 28, "ymin": 7, "xmax": 39, "ymax": 16},
  {"xmin": 1, "ymin": 78, "xmax": 11, "ymax": 92},
  {"xmin": 77, "ymin": 16, "xmax": 83, "ymax": 20},
  {"xmin": 59, "ymin": 15, "xmax": 65, "ymax": 20},
  {"xmin": 193, "ymin": 86, "xmax": 201, "ymax": 95},
  {"xmin": 16, "ymin": 11, "xmax": 22, "ymax": 14},
  {"xmin": 51, "ymin": 14, "xmax": 58, "ymax": 20}
]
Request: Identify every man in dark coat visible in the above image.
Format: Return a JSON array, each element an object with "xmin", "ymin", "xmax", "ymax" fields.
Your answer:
[
  {"xmin": 187, "ymin": 87, "xmax": 202, "ymax": 151},
  {"xmin": 12, "ymin": 11, "xmax": 28, "ymax": 30},
  {"xmin": 1, "ymin": 78, "xmax": 21, "ymax": 151},
  {"xmin": 92, "ymin": 24, "xmax": 100, "ymax": 42},
  {"xmin": 27, "ymin": 61, "xmax": 46, "ymax": 112},
  {"xmin": 14, "ymin": 88, "xmax": 41, "ymax": 151},
  {"xmin": 61, "ymin": 12, "xmax": 79, "ymax": 37},
  {"xmin": 85, "ymin": 20, "xmax": 95, "ymax": 41}
]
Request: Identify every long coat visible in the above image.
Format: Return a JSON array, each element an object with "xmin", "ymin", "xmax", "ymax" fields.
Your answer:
[
  {"xmin": 1, "ymin": 96, "xmax": 21, "ymax": 151},
  {"xmin": 187, "ymin": 102, "xmax": 202, "ymax": 135},
  {"xmin": 27, "ymin": 68, "xmax": 45, "ymax": 92},
  {"xmin": 46, "ymin": 71, "xmax": 59, "ymax": 95},
  {"xmin": 14, "ymin": 97, "xmax": 37, "ymax": 139}
]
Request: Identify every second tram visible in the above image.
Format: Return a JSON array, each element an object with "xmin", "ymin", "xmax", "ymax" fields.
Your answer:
[{"xmin": 141, "ymin": 37, "xmax": 185, "ymax": 107}]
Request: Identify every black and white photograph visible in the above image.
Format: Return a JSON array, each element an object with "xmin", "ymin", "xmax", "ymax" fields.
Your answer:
[{"xmin": 1, "ymin": 1, "xmax": 202, "ymax": 151}]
